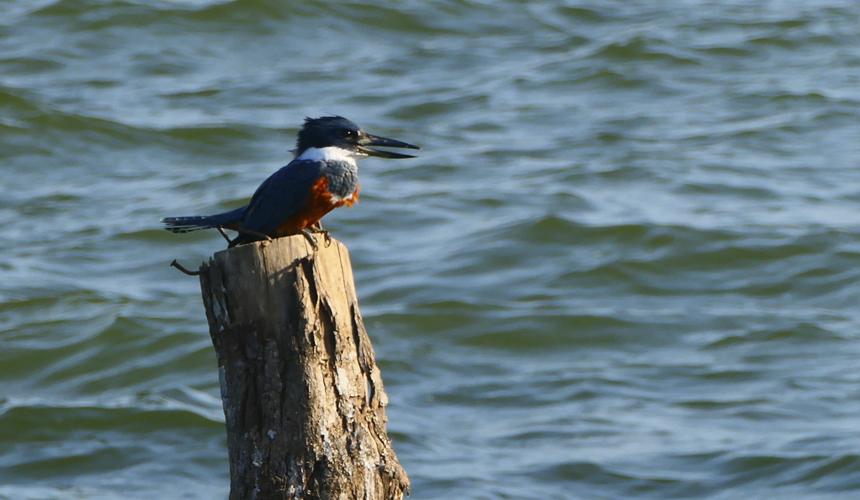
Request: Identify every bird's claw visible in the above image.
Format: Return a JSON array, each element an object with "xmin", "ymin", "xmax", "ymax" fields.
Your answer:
[
  {"xmin": 300, "ymin": 230, "xmax": 319, "ymax": 251},
  {"xmin": 305, "ymin": 226, "xmax": 331, "ymax": 248}
]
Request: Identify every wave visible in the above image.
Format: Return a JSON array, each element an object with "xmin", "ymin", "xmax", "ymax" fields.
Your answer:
[{"xmin": 27, "ymin": 0, "xmax": 445, "ymax": 34}]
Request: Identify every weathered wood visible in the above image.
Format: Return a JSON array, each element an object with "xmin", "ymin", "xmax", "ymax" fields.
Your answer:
[{"xmin": 198, "ymin": 235, "xmax": 409, "ymax": 500}]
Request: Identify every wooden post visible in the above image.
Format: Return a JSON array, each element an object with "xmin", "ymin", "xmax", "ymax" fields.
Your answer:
[{"xmin": 197, "ymin": 235, "xmax": 409, "ymax": 500}]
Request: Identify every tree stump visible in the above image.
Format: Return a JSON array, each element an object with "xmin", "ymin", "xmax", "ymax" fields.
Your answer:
[{"xmin": 197, "ymin": 235, "xmax": 409, "ymax": 500}]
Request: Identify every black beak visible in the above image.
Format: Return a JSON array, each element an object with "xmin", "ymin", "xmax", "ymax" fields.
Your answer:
[{"xmin": 357, "ymin": 134, "xmax": 421, "ymax": 159}]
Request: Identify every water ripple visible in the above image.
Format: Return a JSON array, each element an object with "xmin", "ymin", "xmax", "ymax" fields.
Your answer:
[{"xmin": 3, "ymin": 0, "xmax": 860, "ymax": 499}]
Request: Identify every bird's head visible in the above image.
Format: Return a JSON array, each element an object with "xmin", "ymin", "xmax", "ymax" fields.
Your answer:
[{"xmin": 295, "ymin": 116, "xmax": 420, "ymax": 160}]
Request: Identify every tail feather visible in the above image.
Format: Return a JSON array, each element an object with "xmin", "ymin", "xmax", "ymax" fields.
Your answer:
[
  {"xmin": 161, "ymin": 216, "xmax": 217, "ymax": 233},
  {"xmin": 161, "ymin": 207, "xmax": 246, "ymax": 234}
]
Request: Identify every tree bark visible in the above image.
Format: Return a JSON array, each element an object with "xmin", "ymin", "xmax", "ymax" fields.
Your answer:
[{"xmin": 197, "ymin": 235, "xmax": 409, "ymax": 500}]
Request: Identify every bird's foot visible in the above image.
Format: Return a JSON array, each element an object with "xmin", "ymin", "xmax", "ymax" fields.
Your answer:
[
  {"xmin": 300, "ymin": 229, "xmax": 320, "ymax": 251},
  {"xmin": 305, "ymin": 226, "xmax": 332, "ymax": 248}
]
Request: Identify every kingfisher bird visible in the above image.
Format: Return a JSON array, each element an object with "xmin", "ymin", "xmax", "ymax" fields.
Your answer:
[{"xmin": 161, "ymin": 116, "xmax": 419, "ymax": 249}]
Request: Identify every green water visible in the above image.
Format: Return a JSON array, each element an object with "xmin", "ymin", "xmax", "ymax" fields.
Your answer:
[{"xmin": 2, "ymin": 1, "xmax": 860, "ymax": 499}]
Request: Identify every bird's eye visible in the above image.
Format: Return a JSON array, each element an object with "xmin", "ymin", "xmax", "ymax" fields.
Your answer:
[{"xmin": 341, "ymin": 129, "xmax": 355, "ymax": 138}]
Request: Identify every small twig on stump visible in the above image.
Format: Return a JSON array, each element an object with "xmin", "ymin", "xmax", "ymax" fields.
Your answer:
[
  {"xmin": 170, "ymin": 259, "xmax": 202, "ymax": 276},
  {"xmin": 217, "ymin": 227, "xmax": 232, "ymax": 243}
]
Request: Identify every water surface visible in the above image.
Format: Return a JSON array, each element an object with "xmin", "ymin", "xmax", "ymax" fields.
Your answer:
[{"xmin": 2, "ymin": 1, "xmax": 860, "ymax": 499}]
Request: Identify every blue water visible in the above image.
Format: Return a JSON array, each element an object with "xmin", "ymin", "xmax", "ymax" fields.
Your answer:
[{"xmin": 2, "ymin": 1, "xmax": 860, "ymax": 499}]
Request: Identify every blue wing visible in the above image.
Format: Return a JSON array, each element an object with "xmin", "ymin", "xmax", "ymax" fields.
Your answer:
[{"xmin": 231, "ymin": 159, "xmax": 324, "ymax": 245}]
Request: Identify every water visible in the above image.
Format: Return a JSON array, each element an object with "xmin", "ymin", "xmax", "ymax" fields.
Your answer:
[{"xmin": 2, "ymin": 0, "xmax": 860, "ymax": 498}]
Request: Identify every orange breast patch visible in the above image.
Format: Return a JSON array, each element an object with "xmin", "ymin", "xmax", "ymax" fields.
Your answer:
[{"xmin": 274, "ymin": 177, "xmax": 359, "ymax": 237}]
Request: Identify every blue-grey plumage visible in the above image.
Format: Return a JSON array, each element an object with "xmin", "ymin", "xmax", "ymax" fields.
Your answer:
[{"xmin": 161, "ymin": 116, "xmax": 419, "ymax": 248}]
